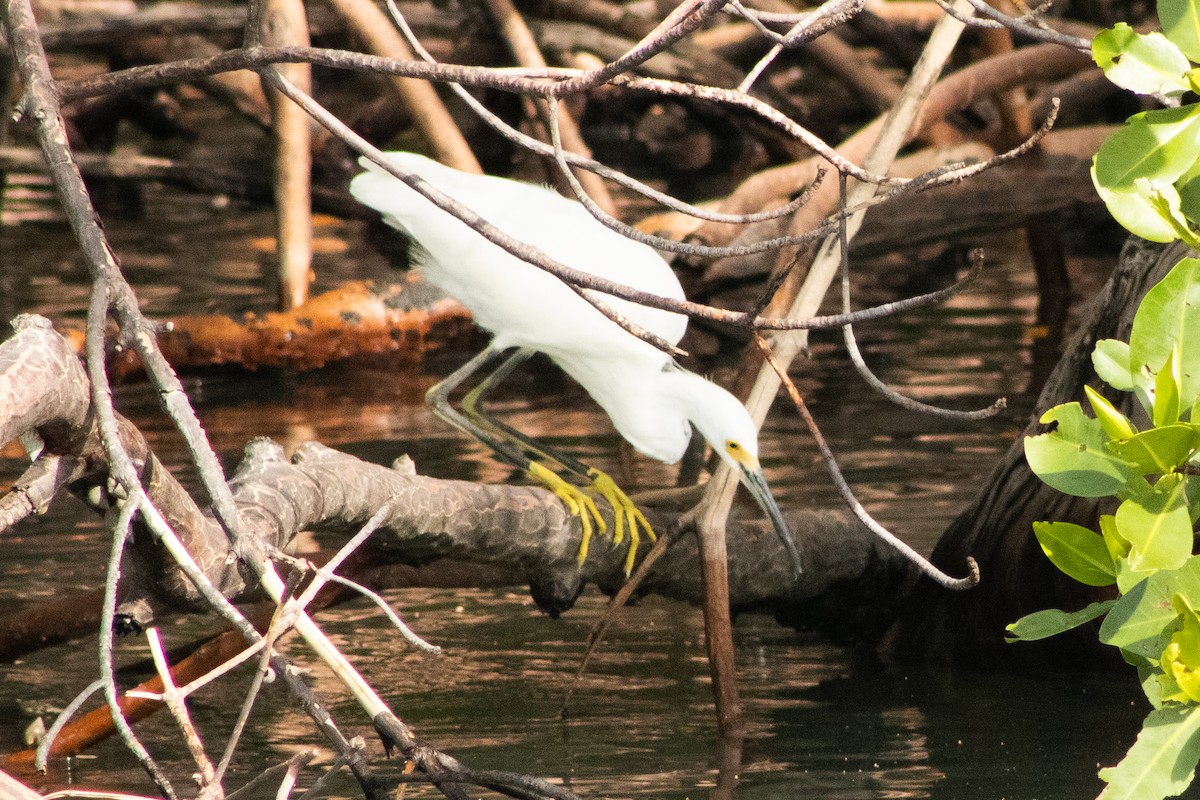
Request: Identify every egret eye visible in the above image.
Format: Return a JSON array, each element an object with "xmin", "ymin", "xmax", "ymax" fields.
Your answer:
[{"xmin": 727, "ymin": 440, "xmax": 741, "ymax": 452}]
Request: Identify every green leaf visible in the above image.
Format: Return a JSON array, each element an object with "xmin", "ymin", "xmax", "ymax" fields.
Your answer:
[
  {"xmin": 1161, "ymin": 596, "xmax": 1200, "ymax": 703},
  {"xmin": 1103, "ymin": 577, "xmax": 1181, "ymax": 658},
  {"xmin": 1102, "ymin": 513, "xmax": 1133, "ymax": 564},
  {"xmin": 1094, "ymin": 166, "xmax": 1188, "ymax": 243},
  {"xmin": 1095, "ymin": 338, "xmax": 1139, "ymax": 391},
  {"xmin": 1159, "ymin": 0, "xmax": 1200, "ymax": 62},
  {"xmin": 1025, "ymin": 402, "xmax": 1144, "ymax": 497},
  {"xmin": 1033, "ymin": 521, "xmax": 1118, "ymax": 585},
  {"xmin": 1088, "ymin": 384, "xmax": 1140, "ymax": 440},
  {"xmin": 1104, "ymin": 581, "xmax": 1178, "ymax": 657},
  {"xmin": 1156, "ymin": 345, "xmax": 1184, "ymax": 426},
  {"xmin": 1117, "ymin": 475, "xmax": 1193, "ymax": 573},
  {"xmin": 1093, "ymin": 24, "xmax": 1193, "ymax": 98},
  {"xmin": 1098, "ymin": 704, "xmax": 1200, "ymax": 800},
  {"xmin": 1131, "ymin": 258, "xmax": 1200, "ymax": 405},
  {"xmin": 1177, "ymin": 156, "xmax": 1200, "ymax": 227},
  {"xmin": 1006, "ymin": 600, "xmax": 1116, "ymax": 642},
  {"xmin": 1109, "ymin": 425, "xmax": 1200, "ymax": 475},
  {"xmin": 1143, "ymin": 661, "xmax": 1168, "ymax": 709},
  {"xmin": 1146, "ymin": 184, "xmax": 1200, "ymax": 249},
  {"xmin": 1094, "ymin": 106, "xmax": 1200, "ymax": 191},
  {"xmin": 1102, "ymin": 557, "xmax": 1200, "ymax": 658}
]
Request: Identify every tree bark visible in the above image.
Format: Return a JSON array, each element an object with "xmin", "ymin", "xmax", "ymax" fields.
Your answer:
[
  {"xmin": 884, "ymin": 238, "xmax": 1198, "ymax": 663},
  {"xmin": 0, "ymin": 316, "xmax": 912, "ymax": 634}
]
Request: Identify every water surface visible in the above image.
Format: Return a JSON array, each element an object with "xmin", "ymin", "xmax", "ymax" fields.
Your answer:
[{"xmin": 0, "ymin": 181, "xmax": 1141, "ymax": 799}]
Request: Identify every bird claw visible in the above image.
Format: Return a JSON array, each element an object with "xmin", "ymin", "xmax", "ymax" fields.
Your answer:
[
  {"xmin": 528, "ymin": 462, "xmax": 606, "ymax": 564},
  {"xmin": 587, "ymin": 468, "xmax": 656, "ymax": 576},
  {"xmin": 527, "ymin": 463, "xmax": 654, "ymax": 575}
]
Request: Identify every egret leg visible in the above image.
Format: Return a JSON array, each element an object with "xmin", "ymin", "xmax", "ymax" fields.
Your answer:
[
  {"xmin": 460, "ymin": 349, "xmax": 656, "ymax": 574},
  {"xmin": 428, "ymin": 347, "xmax": 616, "ymax": 566},
  {"xmin": 426, "ymin": 346, "xmax": 532, "ymax": 470}
]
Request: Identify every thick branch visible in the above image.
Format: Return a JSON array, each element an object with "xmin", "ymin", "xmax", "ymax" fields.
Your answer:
[{"xmin": 0, "ymin": 319, "xmax": 912, "ymax": 626}]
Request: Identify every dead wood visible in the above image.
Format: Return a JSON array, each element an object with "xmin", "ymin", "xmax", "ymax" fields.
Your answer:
[
  {"xmin": 0, "ymin": 624, "xmax": 250, "ymax": 775},
  {"xmin": 528, "ymin": 18, "xmax": 748, "ymax": 87},
  {"xmin": 0, "ymin": 589, "xmax": 105, "ymax": 664},
  {"xmin": 849, "ymin": 126, "xmax": 1110, "ymax": 256},
  {"xmin": 263, "ymin": 0, "xmax": 315, "ymax": 310},
  {"xmin": 326, "ymin": 0, "xmax": 480, "ymax": 174},
  {"xmin": 485, "ymin": 0, "xmax": 616, "ymax": 214},
  {"xmin": 114, "ymin": 24, "xmax": 274, "ymax": 129},
  {"xmin": 686, "ymin": 125, "xmax": 1107, "ymax": 287},
  {"xmin": 536, "ymin": 0, "xmax": 659, "ymax": 41},
  {"xmin": 1, "ymin": 317, "xmax": 912, "ymax": 632},
  {"xmin": 680, "ymin": 40, "xmax": 1094, "ymax": 271},
  {"xmin": 59, "ymin": 278, "xmax": 480, "ymax": 379}
]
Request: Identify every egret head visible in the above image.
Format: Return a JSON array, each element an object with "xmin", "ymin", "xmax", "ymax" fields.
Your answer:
[{"xmin": 678, "ymin": 373, "xmax": 803, "ymax": 575}]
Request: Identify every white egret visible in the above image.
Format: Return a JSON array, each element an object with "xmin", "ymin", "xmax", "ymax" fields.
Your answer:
[{"xmin": 350, "ymin": 152, "xmax": 801, "ymax": 575}]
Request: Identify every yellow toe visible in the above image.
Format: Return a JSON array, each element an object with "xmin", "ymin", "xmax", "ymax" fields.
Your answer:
[
  {"xmin": 588, "ymin": 468, "xmax": 656, "ymax": 575},
  {"xmin": 528, "ymin": 462, "xmax": 605, "ymax": 563},
  {"xmin": 527, "ymin": 463, "xmax": 655, "ymax": 573}
]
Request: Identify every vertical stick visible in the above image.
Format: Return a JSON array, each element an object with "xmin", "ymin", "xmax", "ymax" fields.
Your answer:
[
  {"xmin": 694, "ymin": 467, "xmax": 745, "ymax": 735},
  {"xmin": 482, "ymin": 0, "xmax": 616, "ymax": 215},
  {"xmin": 696, "ymin": 0, "xmax": 976, "ymax": 739},
  {"xmin": 328, "ymin": 0, "xmax": 481, "ymax": 174},
  {"xmin": 263, "ymin": 0, "xmax": 313, "ymax": 310}
]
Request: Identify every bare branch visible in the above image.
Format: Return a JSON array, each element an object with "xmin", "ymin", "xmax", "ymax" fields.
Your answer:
[{"xmin": 755, "ymin": 334, "xmax": 980, "ymax": 590}]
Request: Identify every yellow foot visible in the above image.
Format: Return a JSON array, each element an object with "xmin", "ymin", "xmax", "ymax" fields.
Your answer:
[
  {"xmin": 528, "ymin": 462, "xmax": 605, "ymax": 564},
  {"xmin": 587, "ymin": 468, "xmax": 656, "ymax": 576}
]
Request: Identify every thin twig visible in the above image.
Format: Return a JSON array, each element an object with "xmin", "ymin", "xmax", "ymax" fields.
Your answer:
[
  {"xmin": 545, "ymin": 0, "xmax": 730, "ymax": 95},
  {"xmin": 835, "ymin": 175, "xmax": 1006, "ymax": 420},
  {"xmin": 733, "ymin": 0, "xmax": 866, "ymax": 91},
  {"xmin": 142, "ymin": 628, "xmax": 218, "ymax": 791},
  {"xmin": 933, "ymin": 0, "xmax": 1091, "ymax": 49},
  {"xmin": 324, "ymin": 0, "xmax": 479, "ymax": 172},
  {"xmin": 378, "ymin": 0, "xmax": 831, "ymax": 226},
  {"xmin": 273, "ymin": 552, "xmax": 442, "ymax": 654},
  {"xmin": 53, "ymin": 43, "xmax": 903, "ymax": 189},
  {"xmin": 2, "ymin": 5, "xmax": 397, "ymax": 794},
  {"xmin": 212, "ymin": 605, "xmax": 294, "ymax": 796},
  {"xmin": 482, "ymin": 0, "xmax": 615, "ymax": 214},
  {"xmin": 755, "ymin": 335, "xmax": 980, "ymax": 589},
  {"xmin": 270, "ymin": 500, "xmax": 442, "ymax": 653},
  {"xmin": 224, "ymin": 753, "xmax": 320, "ymax": 800},
  {"xmin": 35, "ymin": 678, "xmax": 106, "ymax": 772},
  {"xmin": 558, "ymin": 530, "xmax": 673, "ymax": 719},
  {"xmin": 273, "ymin": 750, "xmax": 315, "ymax": 800},
  {"xmin": 94, "ymin": 480, "xmax": 176, "ymax": 799}
]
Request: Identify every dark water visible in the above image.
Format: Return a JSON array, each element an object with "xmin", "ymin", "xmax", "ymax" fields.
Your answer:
[{"xmin": 0, "ymin": 180, "xmax": 1151, "ymax": 799}]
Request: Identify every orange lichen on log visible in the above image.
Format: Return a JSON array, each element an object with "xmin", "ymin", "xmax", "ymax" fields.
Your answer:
[{"xmin": 64, "ymin": 276, "xmax": 480, "ymax": 378}]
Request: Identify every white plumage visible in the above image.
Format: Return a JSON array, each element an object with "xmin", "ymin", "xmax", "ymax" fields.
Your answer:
[{"xmin": 350, "ymin": 152, "xmax": 800, "ymax": 574}]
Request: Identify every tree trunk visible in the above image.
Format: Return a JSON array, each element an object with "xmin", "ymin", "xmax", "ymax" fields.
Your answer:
[{"xmin": 884, "ymin": 238, "xmax": 1197, "ymax": 664}]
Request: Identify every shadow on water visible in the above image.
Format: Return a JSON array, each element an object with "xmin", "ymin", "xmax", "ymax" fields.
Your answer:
[{"xmin": 0, "ymin": 182, "xmax": 1141, "ymax": 798}]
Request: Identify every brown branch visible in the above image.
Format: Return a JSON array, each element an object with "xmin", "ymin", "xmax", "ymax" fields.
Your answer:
[
  {"xmin": 326, "ymin": 0, "xmax": 480, "ymax": 174},
  {"xmin": 678, "ymin": 41, "xmax": 1094, "ymax": 290},
  {"xmin": 263, "ymin": 0, "xmax": 314, "ymax": 310},
  {"xmin": 1, "ymin": 5, "xmax": 388, "ymax": 791},
  {"xmin": 484, "ymin": 0, "xmax": 616, "ymax": 215},
  {"xmin": 0, "ymin": 319, "xmax": 911, "ymax": 617},
  {"xmin": 71, "ymin": 279, "xmax": 479, "ymax": 379}
]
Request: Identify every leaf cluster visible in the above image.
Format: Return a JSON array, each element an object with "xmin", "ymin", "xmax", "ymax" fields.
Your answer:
[
  {"xmin": 1091, "ymin": 0, "xmax": 1200, "ymax": 248},
  {"xmin": 1011, "ymin": 258, "xmax": 1200, "ymax": 799},
  {"xmin": 1012, "ymin": 6, "xmax": 1200, "ymax": 791}
]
